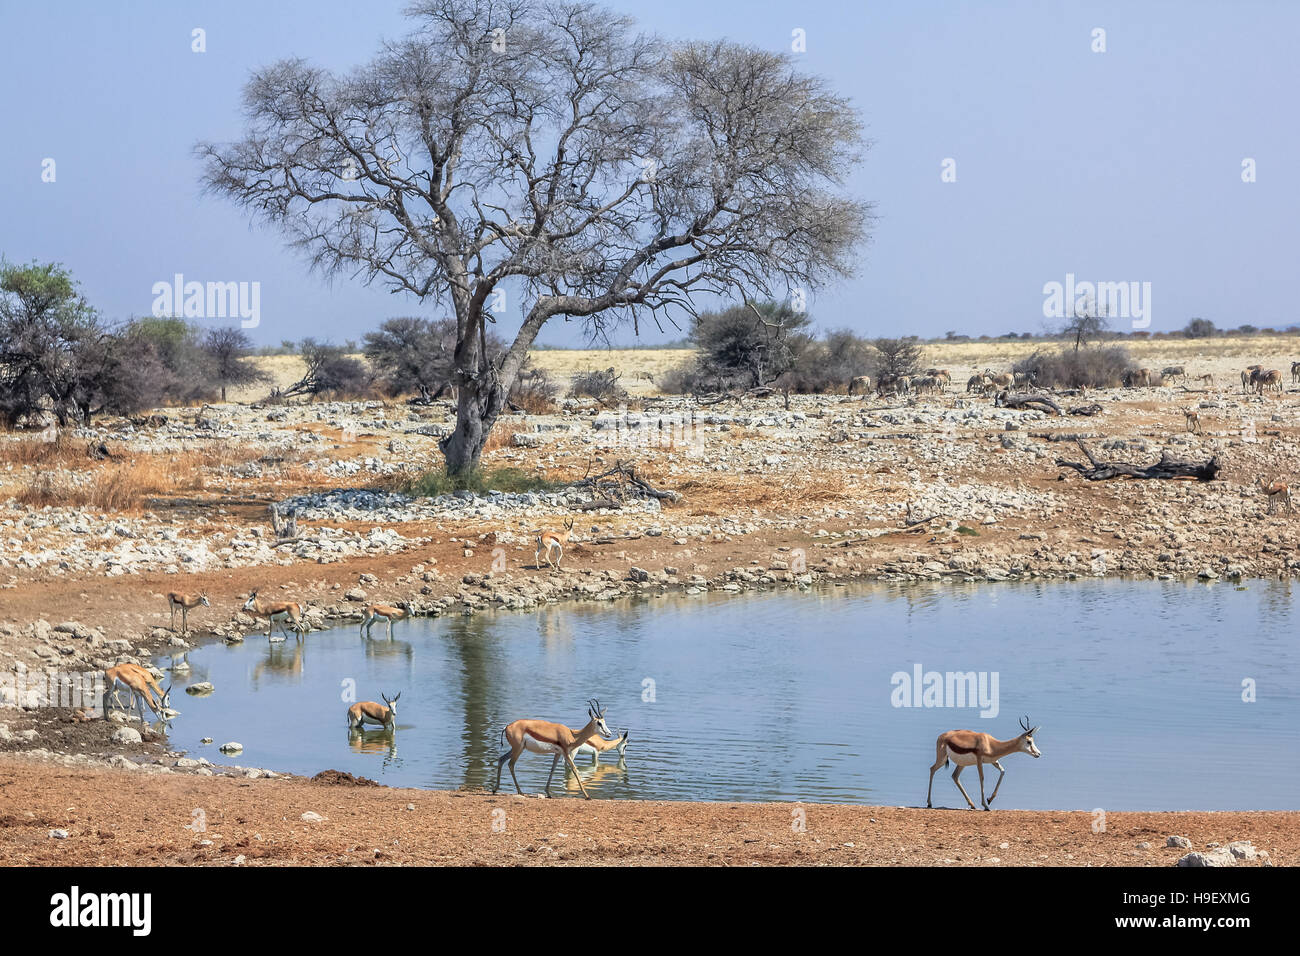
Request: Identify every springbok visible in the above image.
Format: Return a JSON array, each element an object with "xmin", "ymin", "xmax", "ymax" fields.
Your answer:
[
  {"xmin": 166, "ymin": 591, "xmax": 209, "ymax": 634},
  {"xmin": 534, "ymin": 517, "xmax": 575, "ymax": 570},
  {"xmin": 1258, "ymin": 477, "xmax": 1293, "ymax": 515},
  {"xmin": 1196, "ymin": 373, "xmax": 1214, "ymax": 387},
  {"xmin": 493, "ymin": 699, "xmax": 615, "ymax": 799},
  {"xmin": 524, "ymin": 728, "xmax": 631, "ymax": 764},
  {"xmin": 242, "ymin": 590, "xmax": 307, "ymax": 641},
  {"xmin": 347, "ymin": 692, "xmax": 400, "ymax": 732},
  {"xmin": 1183, "ymin": 408, "xmax": 1201, "ymax": 433},
  {"xmin": 926, "ymin": 715, "xmax": 1042, "ymax": 810},
  {"xmin": 105, "ymin": 663, "xmax": 172, "ymax": 724},
  {"xmin": 359, "ymin": 602, "xmax": 412, "ymax": 639},
  {"xmin": 574, "ymin": 729, "xmax": 630, "ymax": 763}
]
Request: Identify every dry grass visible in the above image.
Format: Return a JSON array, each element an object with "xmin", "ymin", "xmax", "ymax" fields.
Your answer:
[{"xmin": 14, "ymin": 458, "xmax": 196, "ymax": 511}]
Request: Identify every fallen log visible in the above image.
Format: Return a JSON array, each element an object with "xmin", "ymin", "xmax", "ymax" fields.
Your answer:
[
  {"xmin": 1056, "ymin": 440, "xmax": 1221, "ymax": 482},
  {"xmin": 1068, "ymin": 403, "xmax": 1103, "ymax": 416},
  {"xmin": 996, "ymin": 391, "xmax": 1063, "ymax": 415}
]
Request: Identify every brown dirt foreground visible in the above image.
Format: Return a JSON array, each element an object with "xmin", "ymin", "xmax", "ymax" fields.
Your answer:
[{"xmin": 0, "ymin": 758, "xmax": 1292, "ymax": 866}]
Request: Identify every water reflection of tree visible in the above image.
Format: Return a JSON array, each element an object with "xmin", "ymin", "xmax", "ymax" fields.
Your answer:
[{"xmin": 442, "ymin": 614, "xmax": 505, "ymax": 790}]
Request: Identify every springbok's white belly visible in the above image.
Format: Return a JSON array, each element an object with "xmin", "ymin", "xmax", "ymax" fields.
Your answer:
[
  {"xmin": 946, "ymin": 747, "xmax": 980, "ymax": 767},
  {"xmin": 523, "ymin": 736, "xmax": 565, "ymax": 756}
]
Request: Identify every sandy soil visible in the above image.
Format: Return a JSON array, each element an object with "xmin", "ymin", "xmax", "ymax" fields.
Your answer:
[{"xmin": 0, "ymin": 756, "xmax": 1290, "ymax": 866}]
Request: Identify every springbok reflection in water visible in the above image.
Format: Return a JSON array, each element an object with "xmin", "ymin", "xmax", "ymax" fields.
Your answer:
[{"xmin": 348, "ymin": 726, "xmax": 399, "ymax": 768}]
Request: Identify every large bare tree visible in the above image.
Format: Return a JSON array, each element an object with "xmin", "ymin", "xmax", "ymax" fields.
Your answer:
[{"xmin": 199, "ymin": 0, "xmax": 871, "ymax": 474}]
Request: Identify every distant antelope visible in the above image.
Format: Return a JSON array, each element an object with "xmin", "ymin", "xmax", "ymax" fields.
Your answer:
[
  {"xmin": 359, "ymin": 602, "xmax": 412, "ymax": 639},
  {"xmin": 1196, "ymin": 373, "xmax": 1214, "ymax": 386},
  {"xmin": 847, "ymin": 374, "xmax": 873, "ymax": 396},
  {"xmin": 926, "ymin": 716, "xmax": 1042, "ymax": 811},
  {"xmin": 1292, "ymin": 362, "xmax": 1300, "ymax": 385},
  {"xmin": 493, "ymin": 699, "xmax": 615, "ymax": 799},
  {"xmin": 166, "ymin": 591, "xmax": 209, "ymax": 634},
  {"xmin": 534, "ymin": 516, "xmax": 575, "ymax": 570},
  {"xmin": 347, "ymin": 692, "xmax": 400, "ymax": 732},
  {"xmin": 1256, "ymin": 369, "xmax": 1283, "ymax": 394},
  {"xmin": 1183, "ymin": 408, "xmax": 1201, "ymax": 433},
  {"xmin": 242, "ymin": 590, "xmax": 307, "ymax": 640},
  {"xmin": 1258, "ymin": 477, "xmax": 1293, "ymax": 515}
]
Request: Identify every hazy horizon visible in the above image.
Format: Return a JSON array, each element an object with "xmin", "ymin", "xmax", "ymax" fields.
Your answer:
[{"xmin": 3, "ymin": 0, "xmax": 1297, "ymax": 347}]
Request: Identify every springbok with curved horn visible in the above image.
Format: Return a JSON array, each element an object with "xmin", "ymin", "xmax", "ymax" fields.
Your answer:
[
  {"xmin": 493, "ymin": 699, "xmax": 614, "ymax": 799},
  {"xmin": 926, "ymin": 716, "xmax": 1041, "ymax": 810},
  {"xmin": 347, "ymin": 692, "xmax": 400, "ymax": 732},
  {"xmin": 242, "ymin": 590, "xmax": 307, "ymax": 641},
  {"xmin": 534, "ymin": 517, "xmax": 575, "ymax": 570},
  {"xmin": 167, "ymin": 591, "xmax": 209, "ymax": 634}
]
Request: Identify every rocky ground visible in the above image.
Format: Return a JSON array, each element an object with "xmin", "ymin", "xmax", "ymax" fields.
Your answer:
[
  {"xmin": 1, "ymin": 345, "xmax": 1299, "ymax": 864},
  {"xmin": 0, "ymin": 755, "xmax": 1290, "ymax": 866}
]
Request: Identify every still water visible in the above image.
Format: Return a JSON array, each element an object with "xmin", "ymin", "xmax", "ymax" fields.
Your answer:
[{"xmin": 155, "ymin": 579, "xmax": 1300, "ymax": 810}]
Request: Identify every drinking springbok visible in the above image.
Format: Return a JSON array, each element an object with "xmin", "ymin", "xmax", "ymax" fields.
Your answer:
[
  {"xmin": 1258, "ymin": 478, "xmax": 1293, "ymax": 515},
  {"xmin": 242, "ymin": 590, "xmax": 307, "ymax": 640},
  {"xmin": 166, "ymin": 591, "xmax": 209, "ymax": 634},
  {"xmin": 493, "ymin": 699, "xmax": 615, "ymax": 799},
  {"xmin": 347, "ymin": 692, "xmax": 400, "ymax": 732},
  {"xmin": 525, "ymin": 728, "xmax": 630, "ymax": 764},
  {"xmin": 105, "ymin": 663, "xmax": 172, "ymax": 724},
  {"xmin": 534, "ymin": 517, "xmax": 575, "ymax": 570},
  {"xmin": 359, "ymin": 602, "xmax": 412, "ymax": 639},
  {"xmin": 926, "ymin": 715, "xmax": 1042, "ymax": 810}
]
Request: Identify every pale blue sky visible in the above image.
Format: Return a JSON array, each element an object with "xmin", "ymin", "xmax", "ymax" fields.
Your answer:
[{"xmin": 2, "ymin": 1, "xmax": 1297, "ymax": 345}]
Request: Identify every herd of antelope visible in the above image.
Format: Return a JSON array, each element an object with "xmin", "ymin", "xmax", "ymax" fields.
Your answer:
[{"xmin": 99, "ymin": 353, "xmax": 1300, "ymax": 802}]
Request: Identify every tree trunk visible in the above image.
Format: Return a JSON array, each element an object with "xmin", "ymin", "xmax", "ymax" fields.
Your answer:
[
  {"xmin": 439, "ymin": 300, "xmax": 553, "ymax": 476},
  {"xmin": 439, "ymin": 373, "xmax": 506, "ymax": 475}
]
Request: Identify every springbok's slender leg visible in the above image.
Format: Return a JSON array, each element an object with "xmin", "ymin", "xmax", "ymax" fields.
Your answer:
[
  {"xmin": 544, "ymin": 752, "xmax": 561, "ymax": 795},
  {"xmin": 507, "ymin": 748, "xmax": 524, "ymax": 795},
  {"xmin": 493, "ymin": 749, "xmax": 509, "ymax": 793},
  {"xmin": 927, "ymin": 742, "xmax": 947, "ymax": 808},
  {"xmin": 564, "ymin": 749, "xmax": 590, "ymax": 799},
  {"xmin": 951, "ymin": 765, "xmax": 977, "ymax": 809},
  {"xmin": 987, "ymin": 760, "xmax": 1007, "ymax": 805},
  {"xmin": 170, "ymin": 604, "xmax": 177, "ymax": 631},
  {"xmin": 976, "ymin": 757, "xmax": 989, "ymax": 810}
]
